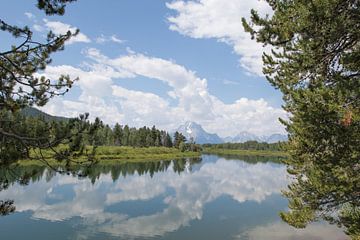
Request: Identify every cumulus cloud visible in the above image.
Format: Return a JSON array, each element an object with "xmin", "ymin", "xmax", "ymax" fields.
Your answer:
[
  {"xmin": 39, "ymin": 48, "xmax": 286, "ymax": 136},
  {"xmin": 43, "ymin": 19, "xmax": 91, "ymax": 44},
  {"xmin": 166, "ymin": 0, "xmax": 273, "ymax": 75}
]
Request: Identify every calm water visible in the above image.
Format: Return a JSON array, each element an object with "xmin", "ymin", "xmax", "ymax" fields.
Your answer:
[{"xmin": 0, "ymin": 155, "xmax": 348, "ymax": 240}]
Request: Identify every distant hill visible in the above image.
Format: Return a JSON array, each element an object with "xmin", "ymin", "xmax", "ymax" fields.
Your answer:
[{"xmin": 20, "ymin": 107, "xmax": 69, "ymax": 122}]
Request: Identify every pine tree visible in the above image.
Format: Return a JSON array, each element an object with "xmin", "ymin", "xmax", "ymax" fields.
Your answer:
[
  {"xmin": 0, "ymin": 0, "xmax": 98, "ymax": 167},
  {"xmin": 113, "ymin": 123, "xmax": 123, "ymax": 146},
  {"xmin": 173, "ymin": 131, "xmax": 186, "ymax": 148},
  {"xmin": 244, "ymin": 0, "xmax": 360, "ymax": 238}
]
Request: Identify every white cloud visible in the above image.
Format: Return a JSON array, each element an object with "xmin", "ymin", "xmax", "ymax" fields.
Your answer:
[
  {"xmin": 223, "ymin": 79, "xmax": 240, "ymax": 85},
  {"xmin": 33, "ymin": 24, "xmax": 44, "ymax": 32},
  {"xmin": 40, "ymin": 48, "xmax": 286, "ymax": 136},
  {"xmin": 166, "ymin": 0, "xmax": 273, "ymax": 75},
  {"xmin": 1, "ymin": 159, "xmax": 347, "ymax": 239},
  {"xmin": 0, "ymin": 159, "xmax": 288, "ymax": 237},
  {"xmin": 43, "ymin": 19, "xmax": 91, "ymax": 44},
  {"xmin": 238, "ymin": 221, "xmax": 348, "ymax": 240},
  {"xmin": 24, "ymin": 12, "xmax": 35, "ymax": 19},
  {"xmin": 96, "ymin": 34, "xmax": 124, "ymax": 44}
]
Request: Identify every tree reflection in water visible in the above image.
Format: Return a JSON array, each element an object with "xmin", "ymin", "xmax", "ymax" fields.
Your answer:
[{"xmin": 0, "ymin": 157, "xmax": 202, "ymax": 216}]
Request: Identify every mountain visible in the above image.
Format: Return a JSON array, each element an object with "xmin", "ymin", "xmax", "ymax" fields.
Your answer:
[
  {"xmin": 20, "ymin": 107, "xmax": 69, "ymax": 122},
  {"xmin": 227, "ymin": 131, "xmax": 262, "ymax": 143},
  {"xmin": 224, "ymin": 131, "xmax": 287, "ymax": 143},
  {"xmin": 175, "ymin": 121, "xmax": 223, "ymax": 144},
  {"xmin": 265, "ymin": 134, "xmax": 288, "ymax": 143}
]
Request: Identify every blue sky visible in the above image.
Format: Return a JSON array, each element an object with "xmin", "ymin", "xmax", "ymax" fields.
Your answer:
[{"xmin": 2, "ymin": 0, "xmax": 286, "ymax": 137}]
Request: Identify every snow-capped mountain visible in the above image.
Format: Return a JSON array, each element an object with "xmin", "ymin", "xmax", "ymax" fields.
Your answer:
[
  {"xmin": 175, "ymin": 121, "xmax": 223, "ymax": 144},
  {"xmin": 228, "ymin": 131, "xmax": 262, "ymax": 143},
  {"xmin": 174, "ymin": 122, "xmax": 287, "ymax": 144},
  {"xmin": 265, "ymin": 134, "xmax": 288, "ymax": 143},
  {"xmin": 224, "ymin": 132, "xmax": 287, "ymax": 143}
]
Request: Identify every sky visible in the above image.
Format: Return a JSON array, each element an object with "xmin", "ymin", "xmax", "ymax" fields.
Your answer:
[{"xmin": 2, "ymin": 0, "xmax": 287, "ymax": 137}]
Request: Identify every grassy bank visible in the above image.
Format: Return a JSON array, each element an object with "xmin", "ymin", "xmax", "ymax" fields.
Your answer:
[
  {"xmin": 17, "ymin": 146, "xmax": 201, "ymax": 166},
  {"xmin": 202, "ymin": 148, "xmax": 288, "ymax": 158},
  {"xmin": 95, "ymin": 146, "xmax": 201, "ymax": 162}
]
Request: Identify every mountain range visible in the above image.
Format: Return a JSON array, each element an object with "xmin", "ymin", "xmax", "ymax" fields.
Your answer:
[{"xmin": 175, "ymin": 121, "xmax": 287, "ymax": 144}]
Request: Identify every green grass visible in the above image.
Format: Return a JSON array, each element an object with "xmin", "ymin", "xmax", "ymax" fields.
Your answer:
[
  {"xmin": 17, "ymin": 146, "xmax": 201, "ymax": 166},
  {"xmin": 16, "ymin": 146, "xmax": 288, "ymax": 167},
  {"xmin": 202, "ymin": 148, "xmax": 289, "ymax": 157},
  {"xmin": 94, "ymin": 146, "xmax": 201, "ymax": 162}
]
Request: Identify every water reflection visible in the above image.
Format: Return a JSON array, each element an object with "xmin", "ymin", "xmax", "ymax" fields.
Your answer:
[
  {"xmin": 239, "ymin": 221, "xmax": 348, "ymax": 240},
  {"xmin": 0, "ymin": 156, "xmax": 348, "ymax": 240}
]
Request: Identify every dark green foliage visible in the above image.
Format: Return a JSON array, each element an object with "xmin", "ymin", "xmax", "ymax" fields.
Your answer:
[
  {"xmin": 0, "ymin": 0, "xmax": 100, "ymax": 176},
  {"xmin": 88, "ymin": 122, "xmax": 175, "ymax": 148},
  {"xmin": 0, "ymin": 109, "xmax": 97, "ymax": 165},
  {"xmin": 0, "ymin": 17, "xmax": 77, "ymax": 112},
  {"xmin": 172, "ymin": 132, "xmax": 201, "ymax": 152},
  {"xmin": 37, "ymin": 0, "xmax": 76, "ymax": 15},
  {"xmin": 244, "ymin": 0, "xmax": 360, "ymax": 238},
  {"xmin": 203, "ymin": 141, "xmax": 285, "ymax": 151},
  {"xmin": 0, "ymin": 200, "xmax": 15, "ymax": 216},
  {"xmin": 173, "ymin": 131, "xmax": 186, "ymax": 148},
  {"xmin": 1, "ymin": 0, "xmax": 81, "ymax": 165}
]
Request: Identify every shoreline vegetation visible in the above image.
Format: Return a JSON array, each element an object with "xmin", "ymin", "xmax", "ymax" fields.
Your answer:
[
  {"xmin": 16, "ymin": 146, "xmax": 201, "ymax": 166},
  {"xmin": 16, "ymin": 145, "xmax": 289, "ymax": 167},
  {"xmin": 202, "ymin": 141, "xmax": 288, "ymax": 158},
  {"xmin": 202, "ymin": 148, "xmax": 288, "ymax": 158}
]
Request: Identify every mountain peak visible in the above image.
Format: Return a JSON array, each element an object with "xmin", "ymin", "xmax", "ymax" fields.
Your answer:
[
  {"xmin": 175, "ymin": 122, "xmax": 223, "ymax": 144},
  {"xmin": 175, "ymin": 122, "xmax": 287, "ymax": 144},
  {"xmin": 225, "ymin": 131, "xmax": 287, "ymax": 143}
]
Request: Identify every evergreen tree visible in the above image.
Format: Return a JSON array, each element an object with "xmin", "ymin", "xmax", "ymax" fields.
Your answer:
[
  {"xmin": 164, "ymin": 133, "xmax": 173, "ymax": 147},
  {"xmin": 173, "ymin": 131, "xmax": 186, "ymax": 148},
  {"xmin": 0, "ymin": 0, "xmax": 98, "ymax": 167},
  {"xmin": 145, "ymin": 135, "xmax": 153, "ymax": 147},
  {"xmin": 244, "ymin": 0, "xmax": 360, "ymax": 238},
  {"xmin": 113, "ymin": 123, "xmax": 123, "ymax": 146},
  {"xmin": 122, "ymin": 125, "xmax": 130, "ymax": 146}
]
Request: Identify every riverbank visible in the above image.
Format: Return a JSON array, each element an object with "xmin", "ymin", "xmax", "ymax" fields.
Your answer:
[
  {"xmin": 202, "ymin": 148, "xmax": 288, "ymax": 158},
  {"xmin": 17, "ymin": 146, "xmax": 201, "ymax": 166}
]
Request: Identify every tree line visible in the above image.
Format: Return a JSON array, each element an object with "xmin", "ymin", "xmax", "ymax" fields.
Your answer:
[
  {"xmin": 86, "ymin": 118, "xmax": 202, "ymax": 152},
  {"xmin": 203, "ymin": 141, "xmax": 285, "ymax": 151}
]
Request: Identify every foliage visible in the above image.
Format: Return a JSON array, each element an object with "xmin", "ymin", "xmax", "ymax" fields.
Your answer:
[
  {"xmin": 0, "ymin": 0, "xmax": 78, "ymax": 112},
  {"xmin": 173, "ymin": 131, "xmax": 186, "ymax": 148},
  {"xmin": 18, "ymin": 146, "xmax": 201, "ymax": 166},
  {"xmin": 0, "ymin": 0, "xmax": 87, "ymax": 165},
  {"xmin": 0, "ymin": 110, "xmax": 98, "ymax": 170},
  {"xmin": 88, "ymin": 119, "xmax": 175, "ymax": 148},
  {"xmin": 202, "ymin": 148, "xmax": 288, "ymax": 158},
  {"xmin": 243, "ymin": 0, "xmax": 360, "ymax": 238},
  {"xmin": 203, "ymin": 141, "xmax": 285, "ymax": 151}
]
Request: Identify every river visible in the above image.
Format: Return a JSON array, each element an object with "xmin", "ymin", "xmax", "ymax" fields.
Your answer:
[{"xmin": 0, "ymin": 155, "xmax": 348, "ymax": 239}]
